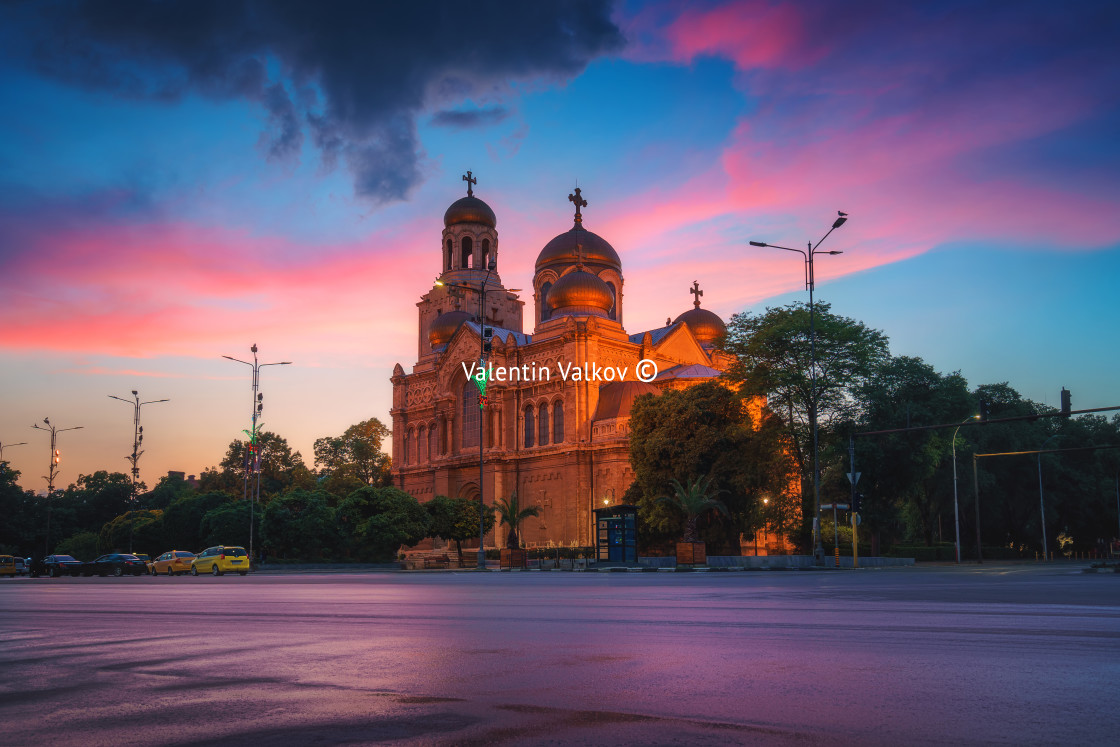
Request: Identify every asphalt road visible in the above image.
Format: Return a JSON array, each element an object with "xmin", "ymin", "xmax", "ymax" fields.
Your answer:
[{"xmin": 1, "ymin": 564, "xmax": 1118, "ymax": 746}]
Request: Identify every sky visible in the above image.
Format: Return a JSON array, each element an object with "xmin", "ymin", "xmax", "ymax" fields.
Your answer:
[{"xmin": 1, "ymin": 0, "xmax": 1118, "ymax": 492}]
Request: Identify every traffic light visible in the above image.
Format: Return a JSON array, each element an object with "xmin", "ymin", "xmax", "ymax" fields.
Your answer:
[
  {"xmin": 979, "ymin": 399, "xmax": 990, "ymax": 423},
  {"xmin": 53, "ymin": 449, "xmax": 60, "ymax": 465},
  {"xmin": 482, "ymin": 326, "xmax": 493, "ymax": 355},
  {"xmin": 853, "ymin": 492, "xmax": 863, "ymax": 513},
  {"xmin": 1060, "ymin": 387, "xmax": 1071, "ymax": 416}
]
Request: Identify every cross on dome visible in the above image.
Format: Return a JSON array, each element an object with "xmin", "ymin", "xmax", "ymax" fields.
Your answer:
[
  {"xmin": 462, "ymin": 170, "xmax": 477, "ymax": 197},
  {"xmin": 568, "ymin": 187, "xmax": 587, "ymax": 225},
  {"xmin": 690, "ymin": 280, "xmax": 704, "ymax": 308}
]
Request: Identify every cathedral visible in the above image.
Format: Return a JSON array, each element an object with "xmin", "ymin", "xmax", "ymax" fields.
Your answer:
[{"xmin": 390, "ymin": 174, "xmax": 734, "ymax": 548}]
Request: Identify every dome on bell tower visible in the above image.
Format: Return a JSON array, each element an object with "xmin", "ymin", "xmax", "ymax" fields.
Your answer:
[
  {"xmin": 444, "ymin": 195, "xmax": 496, "ymax": 228},
  {"xmin": 428, "ymin": 310, "xmax": 473, "ymax": 348}
]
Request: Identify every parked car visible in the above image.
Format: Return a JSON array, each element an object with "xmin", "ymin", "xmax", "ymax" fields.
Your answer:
[
  {"xmin": 190, "ymin": 546, "xmax": 249, "ymax": 576},
  {"xmin": 13, "ymin": 557, "xmax": 28, "ymax": 575},
  {"xmin": 79, "ymin": 553, "xmax": 148, "ymax": 577},
  {"xmin": 0, "ymin": 555, "xmax": 16, "ymax": 577},
  {"xmin": 150, "ymin": 551, "xmax": 196, "ymax": 576},
  {"xmin": 30, "ymin": 554, "xmax": 83, "ymax": 578},
  {"xmin": 131, "ymin": 554, "xmax": 153, "ymax": 574}
]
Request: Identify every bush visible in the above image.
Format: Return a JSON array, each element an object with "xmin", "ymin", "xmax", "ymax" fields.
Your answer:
[{"xmin": 55, "ymin": 531, "xmax": 99, "ymax": 561}]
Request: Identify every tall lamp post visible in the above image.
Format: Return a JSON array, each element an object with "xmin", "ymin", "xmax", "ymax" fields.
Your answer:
[
  {"xmin": 109, "ymin": 391, "xmax": 169, "ymax": 552},
  {"xmin": 0, "ymin": 441, "xmax": 27, "ymax": 473},
  {"xmin": 1037, "ymin": 433, "xmax": 1065, "ymax": 561},
  {"xmin": 950, "ymin": 415, "xmax": 980, "ymax": 563},
  {"xmin": 30, "ymin": 418, "xmax": 83, "ymax": 556},
  {"xmin": 223, "ymin": 345, "xmax": 291, "ymax": 566},
  {"xmin": 437, "ymin": 257, "xmax": 498, "ymax": 569},
  {"xmin": 750, "ymin": 211, "xmax": 848, "ymax": 564}
]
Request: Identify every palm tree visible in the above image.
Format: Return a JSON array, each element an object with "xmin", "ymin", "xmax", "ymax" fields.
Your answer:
[
  {"xmin": 493, "ymin": 491, "xmax": 541, "ymax": 549},
  {"xmin": 657, "ymin": 476, "xmax": 729, "ymax": 543}
]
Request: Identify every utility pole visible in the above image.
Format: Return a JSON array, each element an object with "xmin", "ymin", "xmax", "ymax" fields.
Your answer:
[
  {"xmin": 109, "ymin": 391, "xmax": 169, "ymax": 552},
  {"xmin": 30, "ymin": 418, "xmax": 83, "ymax": 556}
]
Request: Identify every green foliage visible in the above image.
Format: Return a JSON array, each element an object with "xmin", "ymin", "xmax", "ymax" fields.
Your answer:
[
  {"xmin": 656, "ymin": 476, "xmax": 730, "ymax": 543},
  {"xmin": 314, "ymin": 418, "xmax": 393, "ymax": 486},
  {"xmin": 260, "ymin": 489, "xmax": 338, "ymax": 561},
  {"xmin": 426, "ymin": 495, "xmax": 495, "ymax": 565},
  {"xmin": 722, "ymin": 302, "xmax": 889, "ymax": 538},
  {"xmin": 55, "ymin": 531, "xmax": 100, "ymax": 561},
  {"xmin": 146, "ymin": 473, "xmax": 196, "ymax": 510},
  {"xmin": 56, "ymin": 471, "xmax": 138, "ymax": 541},
  {"xmin": 99, "ymin": 510, "xmax": 164, "ymax": 555},
  {"xmin": 628, "ymin": 382, "xmax": 794, "ymax": 554},
  {"xmin": 492, "ymin": 491, "xmax": 540, "ymax": 549},
  {"xmin": 337, "ymin": 486, "xmax": 429, "ymax": 562},
  {"xmin": 161, "ymin": 491, "xmax": 236, "ymax": 551},
  {"xmin": 204, "ymin": 431, "xmax": 314, "ymax": 502},
  {"xmin": 0, "ymin": 466, "xmax": 41, "ymax": 557},
  {"xmin": 199, "ymin": 501, "xmax": 256, "ymax": 548}
]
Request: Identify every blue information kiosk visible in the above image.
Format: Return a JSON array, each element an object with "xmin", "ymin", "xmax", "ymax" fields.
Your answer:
[{"xmin": 594, "ymin": 504, "xmax": 638, "ymax": 564}]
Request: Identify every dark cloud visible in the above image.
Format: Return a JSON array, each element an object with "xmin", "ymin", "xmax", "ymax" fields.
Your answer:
[
  {"xmin": 2, "ymin": 0, "xmax": 625, "ymax": 203},
  {"xmin": 431, "ymin": 106, "xmax": 511, "ymax": 129}
]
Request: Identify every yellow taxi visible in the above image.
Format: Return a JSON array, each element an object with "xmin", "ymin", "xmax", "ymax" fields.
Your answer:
[
  {"xmin": 190, "ymin": 546, "xmax": 249, "ymax": 576},
  {"xmin": 0, "ymin": 555, "xmax": 16, "ymax": 577},
  {"xmin": 150, "ymin": 550, "xmax": 197, "ymax": 576}
]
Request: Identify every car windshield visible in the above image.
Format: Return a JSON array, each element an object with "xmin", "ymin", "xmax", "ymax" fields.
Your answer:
[
  {"xmin": 56, "ymin": 556, "xmax": 77, "ymax": 562},
  {"xmin": 223, "ymin": 548, "xmax": 247, "ymax": 556},
  {"xmin": 120, "ymin": 555, "xmax": 140, "ymax": 560},
  {"xmin": 175, "ymin": 552, "xmax": 195, "ymax": 558}
]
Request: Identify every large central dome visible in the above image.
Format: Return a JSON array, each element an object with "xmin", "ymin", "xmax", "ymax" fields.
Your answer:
[{"xmin": 536, "ymin": 224, "xmax": 621, "ymax": 271}]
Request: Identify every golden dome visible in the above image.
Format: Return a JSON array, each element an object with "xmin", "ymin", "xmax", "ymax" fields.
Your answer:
[
  {"xmin": 444, "ymin": 196, "xmax": 496, "ymax": 228},
  {"xmin": 536, "ymin": 225, "xmax": 621, "ymax": 271},
  {"xmin": 673, "ymin": 307, "xmax": 726, "ymax": 346},
  {"xmin": 429, "ymin": 310, "xmax": 473, "ymax": 348},
  {"xmin": 547, "ymin": 269, "xmax": 614, "ymax": 316}
]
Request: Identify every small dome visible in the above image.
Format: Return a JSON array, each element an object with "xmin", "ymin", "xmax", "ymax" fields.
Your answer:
[
  {"xmin": 673, "ymin": 307, "xmax": 726, "ymax": 346},
  {"xmin": 444, "ymin": 196, "xmax": 496, "ymax": 228},
  {"xmin": 536, "ymin": 225, "xmax": 621, "ymax": 271},
  {"xmin": 547, "ymin": 270, "xmax": 614, "ymax": 317},
  {"xmin": 429, "ymin": 310, "xmax": 473, "ymax": 348},
  {"xmin": 593, "ymin": 380, "xmax": 660, "ymax": 420}
]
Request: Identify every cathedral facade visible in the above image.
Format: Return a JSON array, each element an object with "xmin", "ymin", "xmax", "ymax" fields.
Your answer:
[{"xmin": 390, "ymin": 176, "xmax": 733, "ymax": 548}]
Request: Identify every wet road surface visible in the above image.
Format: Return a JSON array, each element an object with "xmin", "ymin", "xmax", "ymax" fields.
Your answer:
[{"xmin": 1, "ymin": 564, "xmax": 1118, "ymax": 745}]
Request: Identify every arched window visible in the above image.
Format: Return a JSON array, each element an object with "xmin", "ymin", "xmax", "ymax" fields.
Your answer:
[
  {"xmin": 462, "ymin": 382, "xmax": 479, "ymax": 449},
  {"xmin": 440, "ymin": 418, "xmax": 447, "ymax": 455},
  {"xmin": 461, "ymin": 236, "xmax": 473, "ymax": 269},
  {"xmin": 606, "ymin": 281, "xmax": 617, "ymax": 320},
  {"xmin": 538, "ymin": 403, "xmax": 549, "ymax": 446},
  {"xmin": 524, "ymin": 406, "xmax": 535, "ymax": 448},
  {"xmin": 418, "ymin": 425, "xmax": 427, "ymax": 463},
  {"xmin": 553, "ymin": 400, "xmax": 564, "ymax": 444},
  {"xmin": 445, "ymin": 239, "xmax": 453, "ymax": 271},
  {"xmin": 429, "ymin": 425, "xmax": 438, "ymax": 461},
  {"xmin": 540, "ymin": 281, "xmax": 552, "ymax": 322},
  {"xmin": 481, "ymin": 238, "xmax": 490, "ymax": 269},
  {"xmin": 403, "ymin": 429, "xmax": 411, "ymax": 466}
]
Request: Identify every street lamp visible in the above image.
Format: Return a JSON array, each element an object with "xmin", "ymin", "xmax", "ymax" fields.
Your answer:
[
  {"xmin": 436, "ymin": 256, "xmax": 498, "ymax": 569},
  {"xmin": 951, "ymin": 414, "xmax": 980, "ymax": 564},
  {"xmin": 0, "ymin": 441, "xmax": 27, "ymax": 473},
  {"xmin": 30, "ymin": 417, "xmax": 83, "ymax": 556},
  {"xmin": 109, "ymin": 391, "xmax": 169, "ymax": 553},
  {"xmin": 1037, "ymin": 433, "xmax": 1065, "ymax": 561},
  {"xmin": 223, "ymin": 345, "xmax": 291, "ymax": 566},
  {"xmin": 750, "ymin": 211, "xmax": 848, "ymax": 564}
]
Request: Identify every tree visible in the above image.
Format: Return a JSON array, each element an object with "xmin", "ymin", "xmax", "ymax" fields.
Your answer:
[
  {"xmin": 722, "ymin": 302, "xmax": 889, "ymax": 543},
  {"xmin": 850, "ymin": 356, "xmax": 972, "ymax": 546},
  {"xmin": 99, "ymin": 509, "xmax": 164, "ymax": 556},
  {"xmin": 628, "ymin": 382, "xmax": 794, "ymax": 554},
  {"xmin": 146, "ymin": 473, "xmax": 196, "ymax": 510},
  {"xmin": 161, "ymin": 491, "xmax": 236, "ymax": 551},
  {"xmin": 337, "ymin": 486, "xmax": 429, "ymax": 562},
  {"xmin": 657, "ymin": 476, "xmax": 729, "ymax": 543},
  {"xmin": 55, "ymin": 531, "xmax": 99, "ymax": 561},
  {"xmin": 260, "ymin": 489, "xmax": 338, "ymax": 561},
  {"xmin": 426, "ymin": 495, "xmax": 495, "ymax": 566},
  {"xmin": 57, "ymin": 471, "xmax": 138, "ymax": 539},
  {"xmin": 314, "ymin": 418, "xmax": 392, "ymax": 486},
  {"xmin": 203, "ymin": 431, "xmax": 314, "ymax": 502},
  {"xmin": 493, "ymin": 492, "xmax": 540, "ymax": 549},
  {"xmin": 199, "ymin": 501, "xmax": 256, "ymax": 549}
]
